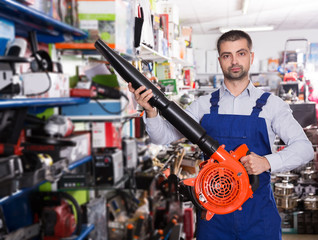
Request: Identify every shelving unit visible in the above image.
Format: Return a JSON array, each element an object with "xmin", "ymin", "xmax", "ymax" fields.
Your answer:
[
  {"xmin": 137, "ymin": 43, "xmax": 171, "ymax": 62},
  {"xmin": 0, "ymin": 155, "xmax": 93, "ymax": 201},
  {"xmin": 171, "ymin": 56, "xmax": 192, "ymax": 67},
  {"xmin": 56, "ymin": 45, "xmax": 137, "ymax": 62},
  {"xmin": 0, "ymin": 97, "xmax": 90, "ymax": 109},
  {"xmin": 0, "ymin": 96, "xmax": 93, "ymax": 238},
  {"xmin": 0, "ymin": 0, "xmax": 87, "ymax": 43},
  {"xmin": 67, "ymin": 112, "xmax": 140, "ymax": 121}
]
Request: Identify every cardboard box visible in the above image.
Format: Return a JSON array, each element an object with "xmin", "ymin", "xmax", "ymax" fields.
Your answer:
[
  {"xmin": 159, "ymin": 79, "xmax": 178, "ymax": 94},
  {"xmin": 92, "ymin": 121, "xmax": 122, "ymax": 148},
  {"xmin": 60, "ymin": 132, "xmax": 91, "ymax": 163},
  {"xmin": 22, "ymin": 72, "xmax": 70, "ymax": 98}
]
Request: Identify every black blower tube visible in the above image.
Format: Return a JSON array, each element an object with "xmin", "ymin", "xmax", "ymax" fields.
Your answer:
[{"xmin": 94, "ymin": 39, "xmax": 219, "ymax": 156}]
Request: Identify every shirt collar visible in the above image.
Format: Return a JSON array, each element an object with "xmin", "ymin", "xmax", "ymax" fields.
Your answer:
[{"xmin": 220, "ymin": 80, "xmax": 254, "ymax": 98}]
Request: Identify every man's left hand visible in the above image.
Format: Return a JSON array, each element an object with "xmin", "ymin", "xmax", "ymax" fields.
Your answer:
[{"xmin": 240, "ymin": 152, "xmax": 271, "ymax": 175}]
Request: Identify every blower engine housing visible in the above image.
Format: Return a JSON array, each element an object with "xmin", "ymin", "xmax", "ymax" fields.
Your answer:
[{"xmin": 183, "ymin": 144, "xmax": 253, "ymax": 220}]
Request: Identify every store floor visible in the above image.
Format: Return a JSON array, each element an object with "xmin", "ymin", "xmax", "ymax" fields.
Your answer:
[{"xmin": 282, "ymin": 234, "xmax": 318, "ymax": 240}]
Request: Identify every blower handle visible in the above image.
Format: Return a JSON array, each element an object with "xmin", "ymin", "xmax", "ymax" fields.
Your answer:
[
  {"xmin": 218, "ymin": 144, "xmax": 259, "ymax": 192},
  {"xmin": 246, "ymin": 150, "xmax": 260, "ymax": 192},
  {"xmin": 94, "ymin": 39, "xmax": 219, "ymax": 156}
]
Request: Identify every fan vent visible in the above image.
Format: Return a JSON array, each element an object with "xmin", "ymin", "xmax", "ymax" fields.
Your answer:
[{"xmin": 202, "ymin": 167, "xmax": 240, "ymax": 206}]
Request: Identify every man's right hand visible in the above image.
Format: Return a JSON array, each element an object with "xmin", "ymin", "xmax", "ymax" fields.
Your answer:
[{"xmin": 128, "ymin": 82, "xmax": 157, "ymax": 118}]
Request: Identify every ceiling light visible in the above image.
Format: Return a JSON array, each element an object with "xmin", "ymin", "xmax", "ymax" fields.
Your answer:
[
  {"xmin": 242, "ymin": 0, "xmax": 249, "ymax": 15},
  {"xmin": 219, "ymin": 25, "xmax": 275, "ymax": 33}
]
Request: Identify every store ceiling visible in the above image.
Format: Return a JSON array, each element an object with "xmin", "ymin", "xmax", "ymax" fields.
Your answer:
[{"xmin": 169, "ymin": 0, "xmax": 318, "ymax": 34}]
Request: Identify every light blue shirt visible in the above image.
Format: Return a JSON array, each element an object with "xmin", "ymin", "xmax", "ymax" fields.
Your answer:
[{"xmin": 144, "ymin": 81, "xmax": 314, "ymax": 173}]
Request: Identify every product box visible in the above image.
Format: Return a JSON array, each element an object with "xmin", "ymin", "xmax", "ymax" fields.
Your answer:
[
  {"xmin": 181, "ymin": 26, "xmax": 192, "ymax": 46},
  {"xmin": 156, "ymin": 62, "xmax": 174, "ymax": 80},
  {"xmin": 170, "ymin": 39, "xmax": 180, "ymax": 58},
  {"xmin": 77, "ymin": 0, "xmax": 134, "ymax": 53},
  {"xmin": 60, "ymin": 132, "xmax": 91, "ymax": 163},
  {"xmin": 156, "ymin": 2, "xmax": 179, "ymax": 25},
  {"xmin": 61, "ymin": 100, "xmax": 121, "ymax": 117},
  {"xmin": 77, "ymin": 0, "xmax": 115, "ymax": 46},
  {"xmin": 159, "ymin": 79, "xmax": 178, "ymax": 94},
  {"xmin": 183, "ymin": 68, "xmax": 193, "ymax": 87},
  {"xmin": 92, "ymin": 121, "xmax": 122, "ymax": 148},
  {"xmin": 23, "ymin": 132, "xmax": 91, "ymax": 163},
  {"xmin": 268, "ymin": 58, "xmax": 279, "ymax": 72},
  {"xmin": 159, "ymin": 14, "xmax": 169, "ymax": 45},
  {"xmin": 21, "ymin": 72, "xmax": 70, "ymax": 98},
  {"xmin": 185, "ymin": 47, "xmax": 194, "ymax": 66},
  {"xmin": 180, "ymin": 158, "xmax": 201, "ymax": 174},
  {"xmin": 122, "ymin": 138, "xmax": 137, "ymax": 169},
  {"xmin": 169, "ymin": 22, "xmax": 179, "ymax": 44}
]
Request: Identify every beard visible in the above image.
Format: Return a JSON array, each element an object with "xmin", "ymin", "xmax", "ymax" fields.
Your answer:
[{"xmin": 223, "ymin": 65, "xmax": 248, "ymax": 81}]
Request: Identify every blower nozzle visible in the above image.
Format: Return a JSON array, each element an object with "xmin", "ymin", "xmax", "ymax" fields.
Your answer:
[{"xmin": 94, "ymin": 39, "xmax": 219, "ymax": 156}]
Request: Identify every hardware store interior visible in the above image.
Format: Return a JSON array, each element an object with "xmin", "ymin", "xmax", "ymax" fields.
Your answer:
[{"xmin": 1, "ymin": 0, "xmax": 318, "ymax": 239}]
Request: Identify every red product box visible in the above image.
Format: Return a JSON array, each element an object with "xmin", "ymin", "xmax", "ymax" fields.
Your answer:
[{"xmin": 92, "ymin": 122, "xmax": 122, "ymax": 149}]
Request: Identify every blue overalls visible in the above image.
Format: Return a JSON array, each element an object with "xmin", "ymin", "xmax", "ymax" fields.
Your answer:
[{"xmin": 197, "ymin": 90, "xmax": 281, "ymax": 240}]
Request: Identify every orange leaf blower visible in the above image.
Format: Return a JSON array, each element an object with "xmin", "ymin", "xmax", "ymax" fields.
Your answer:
[{"xmin": 94, "ymin": 39, "xmax": 259, "ymax": 221}]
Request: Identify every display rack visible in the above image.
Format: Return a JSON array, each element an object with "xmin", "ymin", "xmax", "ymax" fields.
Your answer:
[
  {"xmin": 171, "ymin": 56, "xmax": 192, "ymax": 67},
  {"xmin": 0, "ymin": 0, "xmax": 87, "ymax": 43},
  {"xmin": 137, "ymin": 43, "xmax": 171, "ymax": 62}
]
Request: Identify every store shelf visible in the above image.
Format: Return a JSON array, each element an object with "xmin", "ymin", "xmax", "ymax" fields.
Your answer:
[
  {"xmin": 56, "ymin": 42, "xmax": 136, "ymax": 60},
  {"xmin": 56, "ymin": 42, "xmax": 111, "ymax": 50},
  {"xmin": 67, "ymin": 112, "xmax": 140, "ymax": 121},
  {"xmin": 75, "ymin": 224, "xmax": 95, "ymax": 240},
  {"xmin": 0, "ymin": 155, "xmax": 93, "ymax": 204},
  {"xmin": 137, "ymin": 43, "xmax": 171, "ymax": 62},
  {"xmin": 0, "ymin": 97, "xmax": 90, "ymax": 109},
  {"xmin": 171, "ymin": 56, "xmax": 192, "ymax": 67},
  {"xmin": 68, "ymin": 156, "xmax": 92, "ymax": 170},
  {"xmin": 0, "ymin": 0, "xmax": 87, "ymax": 43}
]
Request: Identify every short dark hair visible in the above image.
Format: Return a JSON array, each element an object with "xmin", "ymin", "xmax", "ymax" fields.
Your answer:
[{"xmin": 217, "ymin": 30, "xmax": 253, "ymax": 53}]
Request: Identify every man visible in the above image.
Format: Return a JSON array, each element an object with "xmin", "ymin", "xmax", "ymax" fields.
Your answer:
[{"xmin": 128, "ymin": 30, "xmax": 313, "ymax": 239}]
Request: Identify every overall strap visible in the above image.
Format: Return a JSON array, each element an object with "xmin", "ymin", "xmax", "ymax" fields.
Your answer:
[
  {"xmin": 210, "ymin": 89, "xmax": 220, "ymax": 113},
  {"xmin": 251, "ymin": 92, "xmax": 271, "ymax": 117}
]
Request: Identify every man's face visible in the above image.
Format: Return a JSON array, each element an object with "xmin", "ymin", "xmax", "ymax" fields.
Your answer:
[{"xmin": 218, "ymin": 38, "xmax": 254, "ymax": 81}]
